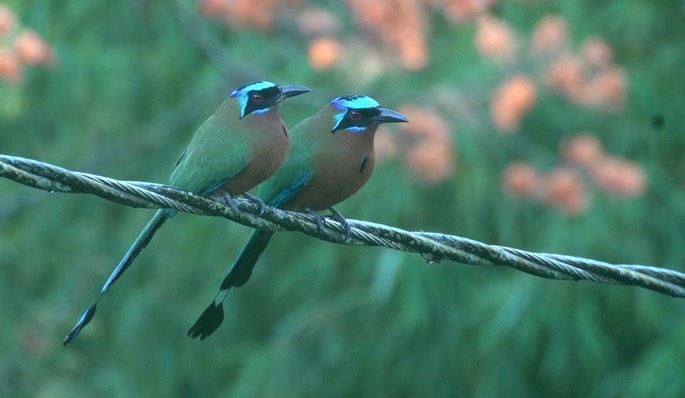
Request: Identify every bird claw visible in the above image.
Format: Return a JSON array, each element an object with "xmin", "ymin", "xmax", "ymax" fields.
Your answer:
[
  {"xmin": 243, "ymin": 193, "xmax": 266, "ymax": 215},
  {"xmin": 212, "ymin": 191, "xmax": 239, "ymax": 213},
  {"xmin": 328, "ymin": 207, "xmax": 351, "ymax": 240},
  {"xmin": 187, "ymin": 301, "xmax": 225, "ymax": 341},
  {"xmin": 304, "ymin": 208, "xmax": 326, "ymax": 234}
]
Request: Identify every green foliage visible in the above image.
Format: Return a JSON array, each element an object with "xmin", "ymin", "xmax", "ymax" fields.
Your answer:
[{"xmin": 1, "ymin": 1, "xmax": 684, "ymax": 397}]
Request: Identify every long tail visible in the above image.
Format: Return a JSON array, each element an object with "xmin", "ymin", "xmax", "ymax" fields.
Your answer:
[
  {"xmin": 187, "ymin": 229, "xmax": 274, "ymax": 340},
  {"xmin": 63, "ymin": 209, "xmax": 171, "ymax": 345}
]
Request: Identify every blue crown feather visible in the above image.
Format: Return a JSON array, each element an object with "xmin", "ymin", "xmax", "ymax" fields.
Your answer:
[
  {"xmin": 331, "ymin": 95, "xmax": 380, "ymax": 110},
  {"xmin": 230, "ymin": 81, "xmax": 277, "ymax": 97},
  {"xmin": 331, "ymin": 95, "xmax": 381, "ymax": 133}
]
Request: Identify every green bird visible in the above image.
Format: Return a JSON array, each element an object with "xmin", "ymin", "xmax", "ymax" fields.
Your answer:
[
  {"xmin": 63, "ymin": 81, "xmax": 310, "ymax": 345},
  {"xmin": 187, "ymin": 95, "xmax": 409, "ymax": 340}
]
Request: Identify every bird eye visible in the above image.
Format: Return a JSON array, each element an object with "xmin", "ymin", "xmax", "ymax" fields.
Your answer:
[
  {"xmin": 251, "ymin": 93, "xmax": 263, "ymax": 103},
  {"xmin": 348, "ymin": 110, "xmax": 361, "ymax": 120}
]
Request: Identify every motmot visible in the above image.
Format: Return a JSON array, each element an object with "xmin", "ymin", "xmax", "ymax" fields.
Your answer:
[
  {"xmin": 63, "ymin": 81, "xmax": 310, "ymax": 345},
  {"xmin": 187, "ymin": 95, "xmax": 409, "ymax": 340}
]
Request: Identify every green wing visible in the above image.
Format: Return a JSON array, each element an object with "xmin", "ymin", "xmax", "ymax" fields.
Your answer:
[{"xmin": 169, "ymin": 114, "xmax": 250, "ymax": 194}]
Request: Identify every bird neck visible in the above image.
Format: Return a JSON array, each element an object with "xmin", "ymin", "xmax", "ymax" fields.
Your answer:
[{"xmin": 243, "ymin": 104, "xmax": 283, "ymax": 127}]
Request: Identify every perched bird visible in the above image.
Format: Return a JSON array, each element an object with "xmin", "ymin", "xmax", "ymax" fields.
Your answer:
[
  {"xmin": 187, "ymin": 95, "xmax": 409, "ymax": 340},
  {"xmin": 63, "ymin": 81, "xmax": 310, "ymax": 345}
]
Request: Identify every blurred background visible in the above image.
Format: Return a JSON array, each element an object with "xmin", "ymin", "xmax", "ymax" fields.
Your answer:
[{"xmin": 1, "ymin": 0, "xmax": 684, "ymax": 396}]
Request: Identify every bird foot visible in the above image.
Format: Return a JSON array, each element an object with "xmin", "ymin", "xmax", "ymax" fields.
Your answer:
[
  {"xmin": 243, "ymin": 192, "xmax": 266, "ymax": 215},
  {"xmin": 328, "ymin": 207, "xmax": 351, "ymax": 240},
  {"xmin": 304, "ymin": 208, "xmax": 326, "ymax": 234},
  {"xmin": 211, "ymin": 191, "xmax": 239, "ymax": 213}
]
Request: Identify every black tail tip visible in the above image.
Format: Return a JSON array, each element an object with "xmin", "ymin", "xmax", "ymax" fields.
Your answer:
[
  {"xmin": 187, "ymin": 302, "xmax": 225, "ymax": 341},
  {"xmin": 62, "ymin": 304, "xmax": 98, "ymax": 346},
  {"xmin": 63, "ymin": 324, "xmax": 83, "ymax": 346}
]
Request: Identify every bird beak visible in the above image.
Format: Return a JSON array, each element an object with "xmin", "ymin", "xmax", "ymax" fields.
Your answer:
[
  {"xmin": 277, "ymin": 85, "xmax": 312, "ymax": 101},
  {"xmin": 373, "ymin": 107, "xmax": 409, "ymax": 124}
]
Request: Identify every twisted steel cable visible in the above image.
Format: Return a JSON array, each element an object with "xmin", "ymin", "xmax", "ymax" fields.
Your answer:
[{"xmin": 2, "ymin": 154, "xmax": 684, "ymax": 298}]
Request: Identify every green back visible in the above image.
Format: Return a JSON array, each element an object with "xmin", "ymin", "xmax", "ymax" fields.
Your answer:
[{"xmin": 169, "ymin": 99, "xmax": 251, "ymax": 194}]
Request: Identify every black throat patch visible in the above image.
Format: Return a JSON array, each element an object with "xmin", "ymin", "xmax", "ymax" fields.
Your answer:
[{"xmin": 359, "ymin": 154, "xmax": 369, "ymax": 173}]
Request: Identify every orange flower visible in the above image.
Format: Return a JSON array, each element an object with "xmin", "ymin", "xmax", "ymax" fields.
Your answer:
[
  {"xmin": 589, "ymin": 66, "xmax": 626, "ymax": 110},
  {"xmin": 475, "ymin": 14, "xmax": 518, "ymax": 62},
  {"xmin": 399, "ymin": 105, "xmax": 453, "ymax": 144},
  {"xmin": 199, "ymin": 0, "xmax": 299, "ymax": 31},
  {"xmin": 347, "ymin": 0, "xmax": 428, "ymax": 70},
  {"xmin": 0, "ymin": 49, "xmax": 22, "ymax": 83},
  {"xmin": 398, "ymin": 105, "xmax": 456, "ymax": 183},
  {"xmin": 544, "ymin": 54, "xmax": 583, "ymax": 95},
  {"xmin": 440, "ymin": 0, "xmax": 498, "ymax": 23},
  {"xmin": 491, "ymin": 74, "xmax": 537, "ymax": 132},
  {"xmin": 227, "ymin": 0, "xmax": 274, "ymax": 30},
  {"xmin": 504, "ymin": 163, "xmax": 591, "ymax": 215},
  {"xmin": 560, "ymin": 133, "xmax": 604, "ymax": 168},
  {"xmin": 541, "ymin": 33, "xmax": 625, "ymax": 111},
  {"xmin": 565, "ymin": 67, "xmax": 626, "ymax": 110},
  {"xmin": 542, "ymin": 168, "xmax": 589, "ymax": 215},
  {"xmin": 502, "ymin": 161, "xmax": 540, "ymax": 197},
  {"xmin": 590, "ymin": 157, "xmax": 647, "ymax": 197},
  {"xmin": 307, "ymin": 37, "xmax": 343, "ymax": 70},
  {"xmin": 405, "ymin": 142, "xmax": 455, "ymax": 183},
  {"xmin": 374, "ymin": 130, "xmax": 398, "ymax": 162},
  {"xmin": 581, "ymin": 37, "xmax": 613, "ymax": 68},
  {"xmin": 490, "ymin": 103, "xmax": 519, "ymax": 132},
  {"xmin": 297, "ymin": 7, "xmax": 340, "ymax": 36},
  {"xmin": 198, "ymin": 0, "xmax": 227, "ymax": 16},
  {"xmin": 502, "ymin": 75, "xmax": 537, "ymax": 110},
  {"xmin": 530, "ymin": 15, "xmax": 568, "ymax": 55},
  {"xmin": 0, "ymin": 3, "xmax": 16, "ymax": 36},
  {"xmin": 14, "ymin": 29, "xmax": 54, "ymax": 66},
  {"xmin": 399, "ymin": 34, "xmax": 428, "ymax": 70}
]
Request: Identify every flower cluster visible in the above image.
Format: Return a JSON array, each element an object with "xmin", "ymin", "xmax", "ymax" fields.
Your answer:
[
  {"xmin": 197, "ymin": 0, "xmax": 502, "ymax": 72},
  {"xmin": 198, "ymin": 0, "xmax": 301, "ymax": 31},
  {"xmin": 491, "ymin": 74, "xmax": 537, "ymax": 132},
  {"xmin": 196, "ymin": 1, "xmax": 642, "ymax": 202},
  {"xmin": 346, "ymin": 0, "xmax": 428, "ymax": 70},
  {"xmin": 0, "ymin": 3, "xmax": 55, "ymax": 84},
  {"xmin": 535, "ymin": 17, "xmax": 626, "ymax": 112},
  {"xmin": 376, "ymin": 105, "xmax": 456, "ymax": 184},
  {"xmin": 297, "ymin": 6, "xmax": 343, "ymax": 71},
  {"xmin": 439, "ymin": 0, "xmax": 499, "ymax": 23},
  {"xmin": 502, "ymin": 133, "xmax": 646, "ymax": 215},
  {"xmin": 481, "ymin": 13, "xmax": 627, "ymax": 133},
  {"xmin": 561, "ymin": 133, "xmax": 646, "ymax": 197},
  {"xmin": 475, "ymin": 13, "xmax": 518, "ymax": 64}
]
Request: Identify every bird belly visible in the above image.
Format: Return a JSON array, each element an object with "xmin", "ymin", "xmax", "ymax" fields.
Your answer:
[
  {"xmin": 283, "ymin": 154, "xmax": 375, "ymax": 211},
  {"xmin": 218, "ymin": 120, "xmax": 291, "ymax": 195},
  {"xmin": 219, "ymin": 152, "xmax": 286, "ymax": 195}
]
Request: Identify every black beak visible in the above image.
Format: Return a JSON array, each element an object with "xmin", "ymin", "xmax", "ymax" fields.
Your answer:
[
  {"xmin": 372, "ymin": 107, "xmax": 409, "ymax": 124},
  {"xmin": 276, "ymin": 85, "xmax": 311, "ymax": 101}
]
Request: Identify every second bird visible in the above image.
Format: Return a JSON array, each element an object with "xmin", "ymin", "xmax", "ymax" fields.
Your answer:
[
  {"xmin": 63, "ymin": 80, "xmax": 310, "ymax": 345},
  {"xmin": 187, "ymin": 94, "xmax": 409, "ymax": 340}
]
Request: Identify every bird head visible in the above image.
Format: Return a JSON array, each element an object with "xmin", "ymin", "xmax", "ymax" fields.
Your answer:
[
  {"xmin": 230, "ymin": 81, "xmax": 311, "ymax": 119},
  {"xmin": 329, "ymin": 95, "xmax": 409, "ymax": 134}
]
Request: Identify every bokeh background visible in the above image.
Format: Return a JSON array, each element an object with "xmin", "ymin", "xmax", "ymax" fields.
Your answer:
[{"xmin": 1, "ymin": 0, "xmax": 684, "ymax": 397}]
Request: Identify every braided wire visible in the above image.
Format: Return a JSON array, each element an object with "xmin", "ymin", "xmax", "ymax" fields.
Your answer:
[{"xmin": 2, "ymin": 154, "xmax": 684, "ymax": 298}]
